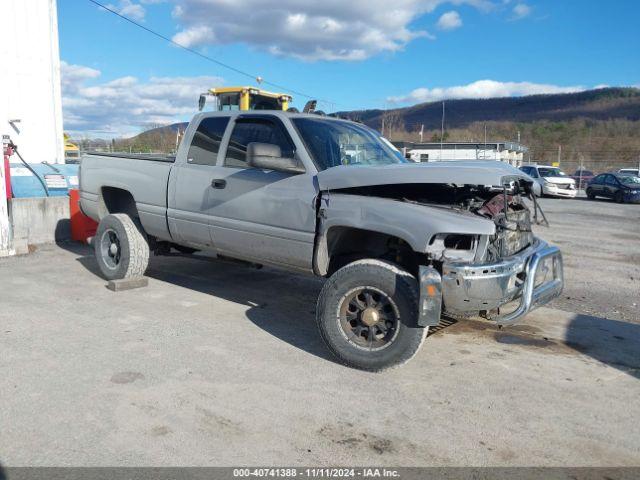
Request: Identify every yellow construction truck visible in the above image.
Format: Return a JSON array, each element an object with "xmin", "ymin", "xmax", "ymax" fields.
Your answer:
[
  {"xmin": 199, "ymin": 86, "xmax": 293, "ymax": 112},
  {"xmin": 64, "ymin": 134, "xmax": 80, "ymax": 164}
]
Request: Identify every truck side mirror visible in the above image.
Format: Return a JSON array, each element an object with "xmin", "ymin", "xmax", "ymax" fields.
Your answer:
[
  {"xmin": 247, "ymin": 142, "xmax": 304, "ymax": 174},
  {"xmin": 198, "ymin": 94, "xmax": 207, "ymax": 111}
]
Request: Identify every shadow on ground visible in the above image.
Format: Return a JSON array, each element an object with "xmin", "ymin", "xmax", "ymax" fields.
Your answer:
[
  {"xmin": 481, "ymin": 313, "xmax": 639, "ymax": 380},
  {"xmin": 57, "ymin": 241, "xmax": 640, "ymax": 377},
  {"xmin": 57, "ymin": 241, "xmax": 336, "ymax": 364},
  {"xmin": 565, "ymin": 314, "xmax": 640, "ymax": 379}
]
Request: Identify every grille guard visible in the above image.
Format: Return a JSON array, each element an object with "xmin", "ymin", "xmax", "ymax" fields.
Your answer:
[{"xmin": 440, "ymin": 239, "xmax": 564, "ymax": 325}]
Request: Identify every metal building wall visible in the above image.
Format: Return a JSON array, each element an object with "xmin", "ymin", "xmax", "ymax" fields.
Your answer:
[{"xmin": 0, "ymin": 0, "xmax": 64, "ymax": 165}]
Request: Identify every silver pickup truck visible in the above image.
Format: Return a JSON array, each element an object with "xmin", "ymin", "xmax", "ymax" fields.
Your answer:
[{"xmin": 80, "ymin": 111, "xmax": 563, "ymax": 371}]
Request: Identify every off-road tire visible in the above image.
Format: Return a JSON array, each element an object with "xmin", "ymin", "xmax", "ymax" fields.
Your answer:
[
  {"xmin": 316, "ymin": 259, "xmax": 427, "ymax": 371},
  {"xmin": 95, "ymin": 213, "xmax": 149, "ymax": 281}
]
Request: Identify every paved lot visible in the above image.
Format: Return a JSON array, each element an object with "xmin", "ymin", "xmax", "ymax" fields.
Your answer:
[
  {"xmin": 1, "ymin": 198, "xmax": 639, "ymax": 467},
  {"xmin": 535, "ymin": 197, "xmax": 640, "ymax": 323}
]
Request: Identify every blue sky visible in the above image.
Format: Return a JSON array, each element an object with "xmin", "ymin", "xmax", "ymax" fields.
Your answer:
[{"xmin": 57, "ymin": 0, "xmax": 640, "ymax": 137}]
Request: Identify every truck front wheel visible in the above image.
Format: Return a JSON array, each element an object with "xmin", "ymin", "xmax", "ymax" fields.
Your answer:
[
  {"xmin": 94, "ymin": 213, "xmax": 149, "ymax": 281},
  {"xmin": 316, "ymin": 259, "xmax": 427, "ymax": 371}
]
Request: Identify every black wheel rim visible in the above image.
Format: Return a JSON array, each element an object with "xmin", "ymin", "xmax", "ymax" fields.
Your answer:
[
  {"xmin": 100, "ymin": 228, "xmax": 121, "ymax": 270},
  {"xmin": 338, "ymin": 287, "xmax": 400, "ymax": 351}
]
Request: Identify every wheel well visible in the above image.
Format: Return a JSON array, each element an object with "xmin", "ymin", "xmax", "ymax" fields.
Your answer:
[
  {"xmin": 324, "ymin": 227, "xmax": 426, "ymax": 277},
  {"xmin": 99, "ymin": 187, "xmax": 140, "ymax": 220}
]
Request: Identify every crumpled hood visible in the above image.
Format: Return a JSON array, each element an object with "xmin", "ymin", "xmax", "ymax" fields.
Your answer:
[{"xmin": 316, "ymin": 161, "xmax": 530, "ymax": 191}]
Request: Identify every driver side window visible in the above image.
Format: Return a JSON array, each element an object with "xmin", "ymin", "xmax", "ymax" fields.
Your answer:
[{"xmin": 224, "ymin": 119, "xmax": 295, "ymax": 168}]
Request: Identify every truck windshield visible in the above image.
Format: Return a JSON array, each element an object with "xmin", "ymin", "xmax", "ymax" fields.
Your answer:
[{"xmin": 292, "ymin": 118, "xmax": 405, "ymax": 170}]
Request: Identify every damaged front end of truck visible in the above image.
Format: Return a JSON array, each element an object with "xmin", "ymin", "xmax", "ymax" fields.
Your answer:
[{"xmin": 314, "ymin": 161, "xmax": 564, "ymax": 327}]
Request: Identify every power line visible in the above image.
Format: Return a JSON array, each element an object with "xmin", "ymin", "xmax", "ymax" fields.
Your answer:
[{"xmin": 87, "ymin": 0, "xmax": 330, "ymax": 104}]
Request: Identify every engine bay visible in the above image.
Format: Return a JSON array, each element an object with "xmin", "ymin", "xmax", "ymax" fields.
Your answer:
[{"xmin": 335, "ymin": 181, "xmax": 537, "ymax": 263}]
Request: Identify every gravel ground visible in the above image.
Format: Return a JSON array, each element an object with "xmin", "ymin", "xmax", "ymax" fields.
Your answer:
[
  {"xmin": 0, "ymin": 195, "xmax": 639, "ymax": 467},
  {"xmin": 1, "ymin": 244, "xmax": 639, "ymax": 467},
  {"xmin": 532, "ymin": 196, "xmax": 640, "ymax": 323}
]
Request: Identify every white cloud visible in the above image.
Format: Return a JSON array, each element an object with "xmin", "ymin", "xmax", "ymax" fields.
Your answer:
[
  {"xmin": 60, "ymin": 61, "xmax": 223, "ymax": 137},
  {"xmin": 437, "ymin": 11, "xmax": 463, "ymax": 30},
  {"xmin": 168, "ymin": 0, "xmax": 495, "ymax": 61},
  {"xmin": 172, "ymin": 25, "xmax": 216, "ymax": 47},
  {"xmin": 511, "ymin": 3, "xmax": 531, "ymax": 20},
  {"xmin": 60, "ymin": 62, "xmax": 101, "ymax": 93},
  {"xmin": 106, "ymin": 0, "xmax": 147, "ymax": 21},
  {"xmin": 388, "ymin": 79, "xmax": 586, "ymax": 104}
]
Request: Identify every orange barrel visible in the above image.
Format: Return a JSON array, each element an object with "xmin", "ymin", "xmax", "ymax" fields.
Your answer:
[{"xmin": 69, "ymin": 189, "xmax": 98, "ymax": 243}]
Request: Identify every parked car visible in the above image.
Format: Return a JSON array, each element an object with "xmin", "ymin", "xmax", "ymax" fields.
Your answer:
[
  {"xmin": 586, "ymin": 173, "xmax": 640, "ymax": 203},
  {"xmin": 570, "ymin": 169, "xmax": 595, "ymax": 189},
  {"xmin": 80, "ymin": 111, "xmax": 564, "ymax": 371},
  {"xmin": 519, "ymin": 165, "xmax": 577, "ymax": 198},
  {"xmin": 618, "ymin": 168, "xmax": 640, "ymax": 176}
]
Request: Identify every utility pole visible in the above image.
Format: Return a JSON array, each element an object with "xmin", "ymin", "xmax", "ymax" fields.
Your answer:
[
  {"xmin": 484, "ymin": 123, "xmax": 487, "ymax": 159},
  {"xmin": 557, "ymin": 145, "xmax": 562, "ymax": 167},
  {"xmin": 419, "ymin": 124, "xmax": 424, "ymax": 143},
  {"xmin": 440, "ymin": 101, "xmax": 445, "ymax": 160}
]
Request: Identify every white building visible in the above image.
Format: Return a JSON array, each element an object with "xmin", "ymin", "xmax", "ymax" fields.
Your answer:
[
  {"xmin": 0, "ymin": 0, "xmax": 64, "ymax": 165},
  {"xmin": 394, "ymin": 141, "xmax": 529, "ymax": 167},
  {"xmin": 1, "ymin": 0, "xmax": 64, "ymax": 256}
]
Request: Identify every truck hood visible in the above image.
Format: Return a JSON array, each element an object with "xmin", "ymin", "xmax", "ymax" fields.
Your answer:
[{"xmin": 316, "ymin": 161, "xmax": 530, "ymax": 191}]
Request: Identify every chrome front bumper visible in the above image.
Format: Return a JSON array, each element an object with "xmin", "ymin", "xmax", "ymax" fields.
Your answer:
[{"xmin": 441, "ymin": 239, "xmax": 564, "ymax": 325}]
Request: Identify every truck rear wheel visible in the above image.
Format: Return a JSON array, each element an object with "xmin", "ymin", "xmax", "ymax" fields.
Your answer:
[
  {"xmin": 94, "ymin": 213, "xmax": 149, "ymax": 281},
  {"xmin": 316, "ymin": 259, "xmax": 427, "ymax": 371}
]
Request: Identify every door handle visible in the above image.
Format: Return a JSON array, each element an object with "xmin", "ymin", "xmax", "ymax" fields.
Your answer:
[{"xmin": 211, "ymin": 179, "xmax": 227, "ymax": 189}]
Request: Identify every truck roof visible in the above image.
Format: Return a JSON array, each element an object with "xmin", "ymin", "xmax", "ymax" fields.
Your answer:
[{"xmin": 193, "ymin": 109, "xmax": 362, "ymax": 124}]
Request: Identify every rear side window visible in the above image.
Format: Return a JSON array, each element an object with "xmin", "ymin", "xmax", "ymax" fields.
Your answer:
[
  {"xmin": 224, "ymin": 119, "xmax": 294, "ymax": 168},
  {"xmin": 187, "ymin": 117, "xmax": 230, "ymax": 165}
]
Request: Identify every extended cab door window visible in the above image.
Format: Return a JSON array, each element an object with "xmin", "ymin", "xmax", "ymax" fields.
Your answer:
[
  {"xmin": 187, "ymin": 116, "xmax": 230, "ymax": 165},
  {"xmin": 224, "ymin": 119, "xmax": 295, "ymax": 168}
]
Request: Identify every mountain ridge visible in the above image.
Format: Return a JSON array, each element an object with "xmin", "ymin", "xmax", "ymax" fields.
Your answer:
[{"xmin": 337, "ymin": 87, "xmax": 640, "ymax": 131}]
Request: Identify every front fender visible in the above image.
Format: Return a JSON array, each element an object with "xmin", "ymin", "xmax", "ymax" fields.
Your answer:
[{"xmin": 314, "ymin": 193, "xmax": 495, "ymax": 275}]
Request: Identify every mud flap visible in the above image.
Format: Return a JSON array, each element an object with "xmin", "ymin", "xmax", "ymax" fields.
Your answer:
[{"xmin": 418, "ymin": 266, "xmax": 442, "ymax": 327}]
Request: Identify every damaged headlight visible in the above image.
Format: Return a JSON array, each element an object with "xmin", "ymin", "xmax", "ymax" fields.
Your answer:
[{"xmin": 426, "ymin": 233, "xmax": 481, "ymax": 263}]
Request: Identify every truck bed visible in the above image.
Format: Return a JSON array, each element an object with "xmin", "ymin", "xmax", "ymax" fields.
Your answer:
[{"xmin": 79, "ymin": 152, "xmax": 174, "ymax": 241}]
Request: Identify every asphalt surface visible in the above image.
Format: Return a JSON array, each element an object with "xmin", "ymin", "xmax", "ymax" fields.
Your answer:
[{"xmin": 1, "ymin": 197, "xmax": 639, "ymax": 467}]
